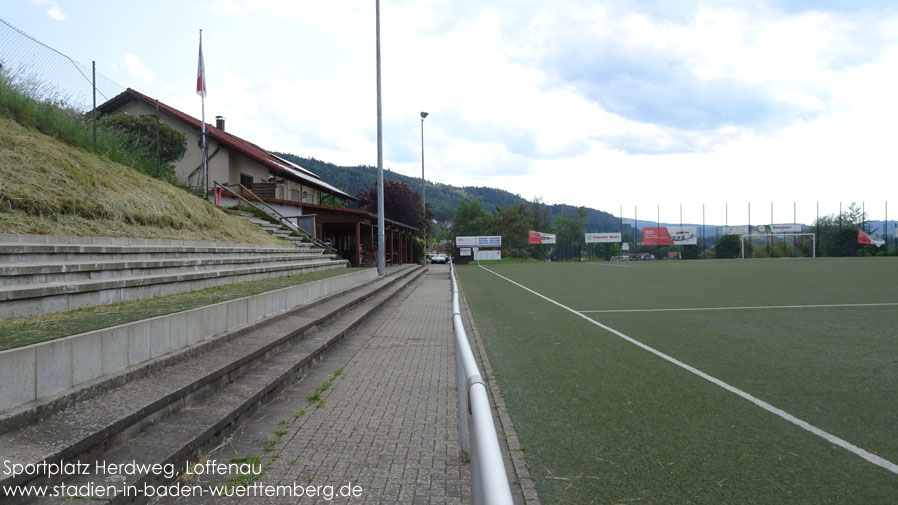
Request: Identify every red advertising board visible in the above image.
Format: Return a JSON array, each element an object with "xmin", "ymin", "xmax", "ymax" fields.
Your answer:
[
  {"xmin": 528, "ymin": 230, "xmax": 556, "ymax": 244},
  {"xmin": 642, "ymin": 227, "xmax": 673, "ymax": 246}
]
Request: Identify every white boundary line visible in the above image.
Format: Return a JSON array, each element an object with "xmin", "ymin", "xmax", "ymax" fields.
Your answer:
[
  {"xmin": 580, "ymin": 302, "xmax": 898, "ymax": 313},
  {"xmin": 478, "ymin": 265, "xmax": 898, "ymax": 476}
]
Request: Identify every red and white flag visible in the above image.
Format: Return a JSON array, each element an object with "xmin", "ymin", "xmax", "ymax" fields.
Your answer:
[
  {"xmin": 858, "ymin": 230, "xmax": 884, "ymax": 247},
  {"xmin": 196, "ymin": 33, "xmax": 207, "ymax": 98}
]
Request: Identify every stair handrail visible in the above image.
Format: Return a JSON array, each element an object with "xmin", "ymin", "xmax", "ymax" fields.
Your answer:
[{"xmin": 213, "ymin": 181, "xmax": 334, "ymax": 253}]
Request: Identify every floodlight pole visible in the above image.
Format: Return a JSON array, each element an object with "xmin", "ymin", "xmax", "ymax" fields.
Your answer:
[
  {"xmin": 420, "ymin": 111, "xmax": 428, "ymax": 260},
  {"xmin": 375, "ymin": 0, "xmax": 385, "ymax": 276}
]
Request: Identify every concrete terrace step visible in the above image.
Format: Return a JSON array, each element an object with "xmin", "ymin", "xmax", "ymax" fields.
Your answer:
[
  {"xmin": 0, "ymin": 253, "xmax": 337, "ymax": 287},
  {"xmin": 0, "ymin": 244, "xmax": 311, "ymax": 265},
  {"xmin": 0, "ymin": 265, "xmax": 424, "ymax": 503},
  {"xmin": 0, "ymin": 258, "xmax": 349, "ymax": 318}
]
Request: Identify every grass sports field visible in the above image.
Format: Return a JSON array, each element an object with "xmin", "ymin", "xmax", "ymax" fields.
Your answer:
[{"xmin": 455, "ymin": 258, "xmax": 898, "ymax": 505}]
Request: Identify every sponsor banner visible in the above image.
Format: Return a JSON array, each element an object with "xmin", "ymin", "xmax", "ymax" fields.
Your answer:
[
  {"xmin": 528, "ymin": 230, "xmax": 557, "ymax": 244},
  {"xmin": 456, "ymin": 236, "xmax": 502, "ymax": 247},
  {"xmin": 757, "ymin": 224, "xmax": 802, "ymax": 234},
  {"xmin": 475, "ymin": 249, "xmax": 501, "ymax": 261},
  {"xmin": 459, "ymin": 247, "xmax": 472, "ymax": 256},
  {"xmin": 585, "ymin": 232, "xmax": 622, "ymax": 243},
  {"xmin": 858, "ymin": 230, "xmax": 885, "ymax": 247},
  {"xmin": 723, "ymin": 225, "xmax": 749, "ymax": 235},
  {"xmin": 642, "ymin": 226, "xmax": 697, "ymax": 245},
  {"xmin": 621, "ymin": 242, "xmax": 630, "ymax": 251}
]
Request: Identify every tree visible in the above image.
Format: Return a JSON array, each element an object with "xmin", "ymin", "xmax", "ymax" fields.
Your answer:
[
  {"xmin": 451, "ymin": 199, "xmax": 491, "ymax": 238},
  {"xmin": 98, "ymin": 114, "xmax": 187, "ymax": 177},
  {"xmin": 714, "ymin": 235, "xmax": 741, "ymax": 258},
  {"xmin": 357, "ymin": 180, "xmax": 433, "ymax": 233},
  {"xmin": 554, "ymin": 206, "xmax": 587, "ymax": 261},
  {"xmin": 490, "ymin": 204, "xmax": 529, "ymax": 259}
]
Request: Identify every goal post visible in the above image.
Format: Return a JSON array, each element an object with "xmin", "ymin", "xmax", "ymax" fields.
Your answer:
[{"xmin": 740, "ymin": 233, "xmax": 817, "ymax": 259}]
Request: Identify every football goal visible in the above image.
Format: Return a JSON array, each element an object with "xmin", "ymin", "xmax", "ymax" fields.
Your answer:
[{"xmin": 740, "ymin": 233, "xmax": 816, "ymax": 259}]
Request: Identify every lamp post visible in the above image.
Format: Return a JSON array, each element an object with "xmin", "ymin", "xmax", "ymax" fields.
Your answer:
[
  {"xmin": 375, "ymin": 0, "xmax": 385, "ymax": 276},
  {"xmin": 420, "ymin": 111, "xmax": 428, "ymax": 260}
]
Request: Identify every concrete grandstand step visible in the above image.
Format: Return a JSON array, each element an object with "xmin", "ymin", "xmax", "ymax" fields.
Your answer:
[
  {"xmin": 0, "ymin": 253, "xmax": 342, "ymax": 287},
  {"xmin": 0, "ymin": 265, "xmax": 423, "ymax": 502},
  {"xmin": 0, "ymin": 243, "xmax": 306, "ymax": 265},
  {"xmin": 0, "ymin": 258, "xmax": 349, "ymax": 318}
]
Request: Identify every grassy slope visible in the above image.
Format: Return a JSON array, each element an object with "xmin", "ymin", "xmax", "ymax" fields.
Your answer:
[
  {"xmin": 457, "ymin": 259, "xmax": 898, "ymax": 505},
  {"xmin": 0, "ymin": 115, "xmax": 283, "ymax": 244}
]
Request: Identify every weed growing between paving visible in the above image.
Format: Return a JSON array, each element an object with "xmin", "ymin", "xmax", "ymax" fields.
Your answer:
[{"xmin": 456, "ymin": 260, "xmax": 898, "ymax": 505}]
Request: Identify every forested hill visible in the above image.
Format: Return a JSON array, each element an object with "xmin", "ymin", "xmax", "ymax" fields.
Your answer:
[{"xmin": 276, "ymin": 153, "xmax": 622, "ymax": 231}]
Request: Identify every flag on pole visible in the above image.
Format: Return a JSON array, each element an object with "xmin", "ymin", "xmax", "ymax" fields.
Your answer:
[
  {"xmin": 196, "ymin": 32, "xmax": 207, "ymax": 97},
  {"xmin": 858, "ymin": 230, "xmax": 884, "ymax": 247}
]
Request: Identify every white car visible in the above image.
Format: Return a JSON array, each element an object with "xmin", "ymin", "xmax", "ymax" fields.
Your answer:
[{"xmin": 430, "ymin": 253, "xmax": 449, "ymax": 264}]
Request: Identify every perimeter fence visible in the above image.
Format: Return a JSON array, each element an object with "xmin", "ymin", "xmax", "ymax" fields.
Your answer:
[
  {"xmin": 0, "ymin": 17, "xmax": 124, "ymax": 112},
  {"xmin": 563, "ymin": 201, "xmax": 897, "ymax": 261}
]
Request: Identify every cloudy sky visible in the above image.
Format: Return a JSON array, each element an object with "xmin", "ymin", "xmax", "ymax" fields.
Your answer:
[{"xmin": 5, "ymin": 0, "xmax": 898, "ymax": 225}]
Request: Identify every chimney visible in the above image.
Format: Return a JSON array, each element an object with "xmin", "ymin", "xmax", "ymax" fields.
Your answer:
[{"xmin": 215, "ymin": 115, "xmax": 225, "ymax": 132}]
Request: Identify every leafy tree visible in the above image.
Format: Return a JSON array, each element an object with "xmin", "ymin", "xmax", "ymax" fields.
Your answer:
[
  {"xmin": 451, "ymin": 199, "xmax": 491, "ymax": 238},
  {"xmin": 356, "ymin": 180, "xmax": 433, "ymax": 233},
  {"xmin": 490, "ymin": 204, "xmax": 530, "ymax": 259},
  {"xmin": 98, "ymin": 114, "xmax": 187, "ymax": 177},
  {"xmin": 554, "ymin": 206, "xmax": 587, "ymax": 261},
  {"xmin": 714, "ymin": 234, "xmax": 741, "ymax": 259}
]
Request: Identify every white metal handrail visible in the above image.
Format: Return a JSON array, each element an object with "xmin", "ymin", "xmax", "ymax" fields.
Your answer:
[{"xmin": 450, "ymin": 262, "xmax": 514, "ymax": 505}]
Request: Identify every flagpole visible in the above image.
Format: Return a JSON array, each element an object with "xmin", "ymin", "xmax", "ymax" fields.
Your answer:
[{"xmin": 200, "ymin": 29, "xmax": 208, "ymax": 200}]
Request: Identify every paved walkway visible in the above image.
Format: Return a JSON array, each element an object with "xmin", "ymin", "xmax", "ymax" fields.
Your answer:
[
  {"xmin": 163, "ymin": 265, "xmax": 479, "ymax": 504},
  {"xmin": 267, "ymin": 266, "xmax": 467, "ymax": 504}
]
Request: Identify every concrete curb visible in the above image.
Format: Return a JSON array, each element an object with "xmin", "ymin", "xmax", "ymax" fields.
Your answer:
[{"xmin": 0, "ymin": 268, "xmax": 377, "ymax": 413}]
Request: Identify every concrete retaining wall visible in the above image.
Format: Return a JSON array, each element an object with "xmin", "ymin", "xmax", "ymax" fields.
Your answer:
[{"xmin": 0, "ymin": 268, "xmax": 377, "ymax": 413}]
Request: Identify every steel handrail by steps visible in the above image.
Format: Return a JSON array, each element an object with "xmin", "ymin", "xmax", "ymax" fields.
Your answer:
[{"xmin": 214, "ymin": 181, "xmax": 333, "ymax": 253}]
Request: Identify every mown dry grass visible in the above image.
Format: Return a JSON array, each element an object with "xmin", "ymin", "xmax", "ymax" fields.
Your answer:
[{"xmin": 0, "ymin": 116, "xmax": 284, "ymax": 244}]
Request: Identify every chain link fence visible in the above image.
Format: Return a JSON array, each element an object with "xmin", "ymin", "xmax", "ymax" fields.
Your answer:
[{"xmin": 0, "ymin": 17, "xmax": 124, "ymax": 112}]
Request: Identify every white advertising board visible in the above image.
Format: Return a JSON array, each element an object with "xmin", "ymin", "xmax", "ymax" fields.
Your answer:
[
  {"xmin": 459, "ymin": 248, "xmax": 472, "ymax": 256},
  {"xmin": 757, "ymin": 224, "xmax": 802, "ymax": 233},
  {"xmin": 456, "ymin": 236, "xmax": 502, "ymax": 247},
  {"xmin": 585, "ymin": 232, "xmax": 622, "ymax": 243},
  {"xmin": 474, "ymin": 249, "xmax": 501, "ymax": 261},
  {"xmin": 723, "ymin": 226, "xmax": 749, "ymax": 235}
]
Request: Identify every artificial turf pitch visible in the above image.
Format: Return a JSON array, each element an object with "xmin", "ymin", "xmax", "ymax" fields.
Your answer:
[{"xmin": 455, "ymin": 258, "xmax": 898, "ymax": 505}]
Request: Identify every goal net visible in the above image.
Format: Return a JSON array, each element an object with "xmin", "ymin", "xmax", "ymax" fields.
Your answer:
[{"xmin": 740, "ymin": 233, "xmax": 816, "ymax": 259}]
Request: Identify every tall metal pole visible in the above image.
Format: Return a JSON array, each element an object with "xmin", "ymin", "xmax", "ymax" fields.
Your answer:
[
  {"xmin": 420, "ymin": 112, "xmax": 428, "ymax": 260},
  {"xmin": 91, "ymin": 61, "xmax": 96, "ymax": 151},
  {"xmin": 376, "ymin": 0, "xmax": 386, "ymax": 276},
  {"xmin": 199, "ymin": 29, "xmax": 208, "ymax": 200}
]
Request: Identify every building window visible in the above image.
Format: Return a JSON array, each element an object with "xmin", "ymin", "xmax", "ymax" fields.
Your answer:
[
  {"xmin": 290, "ymin": 189, "xmax": 301, "ymax": 202},
  {"xmin": 240, "ymin": 173, "xmax": 253, "ymax": 189}
]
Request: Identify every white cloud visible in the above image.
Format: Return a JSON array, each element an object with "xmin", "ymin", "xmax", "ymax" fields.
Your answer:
[
  {"xmin": 124, "ymin": 53, "xmax": 153, "ymax": 81},
  {"xmin": 30, "ymin": 0, "xmax": 66, "ymax": 20}
]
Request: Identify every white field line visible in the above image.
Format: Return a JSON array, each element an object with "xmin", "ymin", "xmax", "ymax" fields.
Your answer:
[
  {"xmin": 479, "ymin": 265, "xmax": 898, "ymax": 476},
  {"xmin": 580, "ymin": 302, "xmax": 898, "ymax": 313},
  {"xmin": 589, "ymin": 262, "xmax": 631, "ymax": 268}
]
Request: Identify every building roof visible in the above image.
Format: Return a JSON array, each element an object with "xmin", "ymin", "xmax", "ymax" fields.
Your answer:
[{"xmin": 95, "ymin": 88, "xmax": 355, "ymax": 201}]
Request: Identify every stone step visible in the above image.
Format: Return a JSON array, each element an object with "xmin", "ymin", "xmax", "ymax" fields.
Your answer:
[
  {"xmin": 0, "ymin": 253, "xmax": 339, "ymax": 287},
  {"xmin": 0, "ymin": 258, "xmax": 350, "ymax": 318},
  {"xmin": 0, "ymin": 244, "xmax": 301, "ymax": 265}
]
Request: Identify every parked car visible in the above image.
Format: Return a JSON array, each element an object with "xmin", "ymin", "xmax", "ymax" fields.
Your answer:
[{"xmin": 430, "ymin": 253, "xmax": 449, "ymax": 264}]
